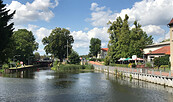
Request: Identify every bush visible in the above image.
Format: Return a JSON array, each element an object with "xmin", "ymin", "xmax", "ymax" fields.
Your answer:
[
  {"xmin": 2, "ymin": 64, "xmax": 9, "ymax": 69},
  {"xmin": 89, "ymin": 58, "xmax": 96, "ymax": 61},
  {"xmin": 104, "ymin": 56, "xmax": 110, "ymax": 66},
  {"xmin": 160, "ymin": 65, "xmax": 169, "ymax": 68},
  {"xmin": 97, "ymin": 58, "xmax": 104, "ymax": 62},
  {"xmin": 68, "ymin": 50, "xmax": 80, "ymax": 64},
  {"xmin": 145, "ymin": 62, "xmax": 152, "ymax": 68},
  {"xmin": 55, "ymin": 64, "xmax": 95, "ymax": 71},
  {"xmin": 110, "ymin": 63, "xmax": 128, "ymax": 67}
]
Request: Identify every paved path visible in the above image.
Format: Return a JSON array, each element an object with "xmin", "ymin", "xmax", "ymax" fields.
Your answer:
[{"xmin": 89, "ymin": 61, "xmax": 173, "ymax": 77}]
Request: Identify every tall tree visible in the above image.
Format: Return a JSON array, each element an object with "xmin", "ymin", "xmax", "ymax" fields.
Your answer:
[
  {"xmin": 42, "ymin": 27, "xmax": 74, "ymax": 62},
  {"xmin": 106, "ymin": 14, "xmax": 153, "ymax": 64},
  {"xmin": 129, "ymin": 21, "xmax": 153, "ymax": 58},
  {"xmin": 89, "ymin": 38, "xmax": 101, "ymax": 58},
  {"xmin": 0, "ymin": 0, "xmax": 15, "ymax": 64},
  {"xmin": 12, "ymin": 29, "xmax": 38, "ymax": 64}
]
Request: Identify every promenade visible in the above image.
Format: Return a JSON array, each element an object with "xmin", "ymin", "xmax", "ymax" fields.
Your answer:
[{"xmin": 89, "ymin": 61, "xmax": 173, "ymax": 77}]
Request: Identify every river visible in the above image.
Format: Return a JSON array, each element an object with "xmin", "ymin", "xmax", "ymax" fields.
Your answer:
[{"xmin": 0, "ymin": 68, "xmax": 173, "ymax": 102}]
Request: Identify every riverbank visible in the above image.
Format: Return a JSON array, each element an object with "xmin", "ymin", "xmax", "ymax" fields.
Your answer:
[
  {"xmin": 51, "ymin": 64, "xmax": 94, "ymax": 71},
  {"xmin": 90, "ymin": 61, "xmax": 173, "ymax": 87}
]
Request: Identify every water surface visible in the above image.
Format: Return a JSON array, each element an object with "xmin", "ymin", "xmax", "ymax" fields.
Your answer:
[{"xmin": 0, "ymin": 69, "xmax": 173, "ymax": 102}]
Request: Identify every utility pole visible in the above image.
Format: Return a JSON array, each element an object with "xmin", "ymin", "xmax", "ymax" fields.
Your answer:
[{"xmin": 67, "ymin": 39, "xmax": 68, "ymax": 60}]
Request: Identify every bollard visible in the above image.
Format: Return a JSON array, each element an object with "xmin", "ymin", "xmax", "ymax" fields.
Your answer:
[
  {"xmin": 160, "ymin": 70, "xmax": 162, "ymax": 77},
  {"xmin": 169, "ymin": 71, "xmax": 171, "ymax": 78}
]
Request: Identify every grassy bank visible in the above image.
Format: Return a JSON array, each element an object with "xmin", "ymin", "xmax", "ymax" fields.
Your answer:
[
  {"xmin": 51, "ymin": 64, "xmax": 94, "ymax": 71},
  {"xmin": 0, "ymin": 69, "xmax": 4, "ymax": 73}
]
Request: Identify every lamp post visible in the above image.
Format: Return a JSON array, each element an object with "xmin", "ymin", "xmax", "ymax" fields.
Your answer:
[{"xmin": 67, "ymin": 39, "xmax": 68, "ymax": 60}]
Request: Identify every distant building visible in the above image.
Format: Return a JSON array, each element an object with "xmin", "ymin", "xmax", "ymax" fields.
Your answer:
[
  {"xmin": 97, "ymin": 48, "xmax": 108, "ymax": 59},
  {"xmin": 143, "ymin": 41, "xmax": 170, "ymax": 62}
]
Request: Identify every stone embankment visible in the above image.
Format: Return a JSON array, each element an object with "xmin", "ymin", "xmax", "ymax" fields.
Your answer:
[{"xmin": 89, "ymin": 61, "xmax": 173, "ymax": 87}]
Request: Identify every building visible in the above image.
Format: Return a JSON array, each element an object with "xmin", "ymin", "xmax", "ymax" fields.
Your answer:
[
  {"xmin": 145, "ymin": 45, "xmax": 170, "ymax": 62},
  {"xmin": 143, "ymin": 41, "xmax": 170, "ymax": 62},
  {"xmin": 97, "ymin": 48, "xmax": 108, "ymax": 59}
]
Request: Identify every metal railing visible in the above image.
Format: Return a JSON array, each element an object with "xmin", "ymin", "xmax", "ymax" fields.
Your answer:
[{"xmin": 93, "ymin": 64, "xmax": 173, "ymax": 78}]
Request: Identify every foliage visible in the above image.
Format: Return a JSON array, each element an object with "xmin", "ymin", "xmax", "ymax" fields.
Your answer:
[
  {"xmin": 89, "ymin": 58, "xmax": 96, "ymax": 61},
  {"xmin": 97, "ymin": 58, "xmax": 104, "ymax": 62},
  {"xmin": 160, "ymin": 65, "xmax": 169, "ymax": 68},
  {"xmin": 68, "ymin": 50, "xmax": 80, "ymax": 64},
  {"xmin": 34, "ymin": 52, "xmax": 40, "ymax": 60},
  {"xmin": 12, "ymin": 29, "xmax": 38, "ymax": 64},
  {"xmin": 42, "ymin": 27, "xmax": 74, "ymax": 62},
  {"xmin": 145, "ymin": 62, "xmax": 152, "ymax": 68},
  {"xmin": 154, "ymin": 55, "xmax": 170, "ymax": 69},
  {"xmin": 160, "ymin": 39, "xmax": 170, "ymax": 43},
  {"xmin": 107, "ymin": 14, "xmax": 153, "ymax": 63},
  {"xmin": 53, "ymin": 64, "xmax": 94, "ymax": 71},
  {"xmin": 0, "ymin": 0, "xmax": 15, "ymax": 64},
  {"xmin": 104, "ymin": 56, "xmax": 110, "ymax": 66},
  {"xmin": 2, "ymin": 63, "xmax": 9, "ymax": 69},
  {"xmin": 109, "ymin": 63, "xmax": 128, "ymax": 67},
  {"xmin": 128, "ymin": 63, "xmax": 136, "ymax": 68},
  {"xmin": 89, "ymin": 38, "xmax": 101, "ymax": 58}
]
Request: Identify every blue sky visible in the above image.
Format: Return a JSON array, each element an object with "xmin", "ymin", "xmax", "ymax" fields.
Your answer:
[{"xmin": 4, "ymin": 0, "xmax": 173, "ymax": 55}]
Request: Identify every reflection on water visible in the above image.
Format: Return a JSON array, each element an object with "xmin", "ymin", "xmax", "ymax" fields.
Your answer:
[{"xmin": 0, "ymin": 68, "xmax": 173, "ymax": 102}]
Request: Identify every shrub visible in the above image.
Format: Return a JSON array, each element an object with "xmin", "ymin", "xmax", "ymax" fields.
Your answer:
[
  {"xmin": 2, "ymin": 64, "xmax": 9, "ymax": 69},
  {"xmin": 145, "ymin": 62, "xmax": 152, "ymax": 68},
  {"xmin": 68, "ymin": 50, "xmax": 80, "ymax": 64},
  {"xmin": 110, "ymin": 63, "xmax": 128, "ymax": 67},
  {"xmin": 89, "ymin": 58, "xmax": 96, "ymax": 61},
  {"xmin": 97, "ymin": 58, "xmax": 104, "ymax": 62},
  {"xmin": 104, "ymin": 56, "xmax": 110, "ymax": 66}
]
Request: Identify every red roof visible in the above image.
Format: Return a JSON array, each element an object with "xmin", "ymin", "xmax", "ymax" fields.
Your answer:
[
  {"xmin": 168, "ymin": 18, "xmax": 173, "ymax": 26},
  {"xmin": 101, "ymin": 48, "xmax": 108, "ymax": 51},
  {"xmin": 147, "ymin": 46, "xmax": 170, "ymax": 55}
]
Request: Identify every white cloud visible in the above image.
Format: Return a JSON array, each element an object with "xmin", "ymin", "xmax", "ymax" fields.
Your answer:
[
  {"xmin": 7, "ymin": 0, "xmax": 58, "ymax": 25},
  {"xmin": 142, "ymin": 25, "xmax": 165, "ymax": 35},
  {"xmin": 89, "ymin": 0, "xmax": 173, "ymax": 27},
  {"xmin": 84, "ymin": 27, "xmax": 89, "ymax": 31},
  {"xmin": 35, "ymin": 27, "xmax": 51, "ymax": 40},
  {"xmin": 89, "ymin": 3, "xmax": 117, "ymax": 27},
  {"xmin": 71, "ymin": 27, "xmax": 109, "ymax": 50},
  {"xmin": 90, "ymin": 3, "xmax": 105, "ymax": 11}
]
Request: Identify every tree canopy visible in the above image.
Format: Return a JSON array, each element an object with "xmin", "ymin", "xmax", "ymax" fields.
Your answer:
[
  {"xmin": 0, "ymin": 0, "xmax": 15, "ymax": 64},
  {"xmin": 106, "ymin": 14, "xmax": 153, "ymax": 63},
  {"xmin": 42, "ymin": 27, "xmax": 74, "ymax": 62},
  {"xmin": 12, "ymin": 29, "xmax": 38, "ymax": 64},
  {"xmin": 68, "ymin": 50, "xmax": 80, "ymax": 64},
  {"xmin": 89, "ymin": 38, "xmax": 101, "ymax": 58},
  {"xmin": 34, "ymin": 52, "xmax": 40, "ymax": 61}
]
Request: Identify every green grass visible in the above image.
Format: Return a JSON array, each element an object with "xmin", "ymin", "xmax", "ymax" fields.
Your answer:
[
  {"xmin": 109, "ymin": 63, "xmax": 128, "ymax": 67},
  {"xmin": 0, "ymin": 69, "xmax": 4, "ymax": 73}
]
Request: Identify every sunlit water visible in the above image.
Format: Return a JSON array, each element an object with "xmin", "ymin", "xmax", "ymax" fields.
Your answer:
[{"xmin": 0, "ymin": 68, "xmax": 173, "ymax": 102}]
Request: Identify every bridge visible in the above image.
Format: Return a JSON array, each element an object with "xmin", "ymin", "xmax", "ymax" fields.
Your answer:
[{"xmin": 36, "ymin": 59, "xmax": 54, "ymax": 67}]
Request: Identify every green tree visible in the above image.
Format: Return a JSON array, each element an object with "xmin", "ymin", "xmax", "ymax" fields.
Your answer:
[
  {"xmin": 0, "ymin": 0, "xmax": 15, "ymax": 64},
  {"xmin": 154, "ymin": 55, "xmax": 170, "ymax": 69},
  {"xmin": 34, "ymin": 52, "xmax": 40, "ymax": 60},
  {"xmin": 106, "ymin": 14, "xmax": 153, "ymax": 64},
  {"xmin": 129, "ymin": 21, "xmax": 153, "ymax": 58},
  {"xmin": 42, "ymin": 27, "xmax": 74, "ymax": 62},
  {"xmin": 89, "ymin": 38, "xmax": 101, "ymax": 58},
  {"xmin": 12, "ymin": 29, "xmax": 38, "ymax": 64},
  {"xmin": 68, "ymin": 50, "xmax": 80, "ymax": 64}
]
